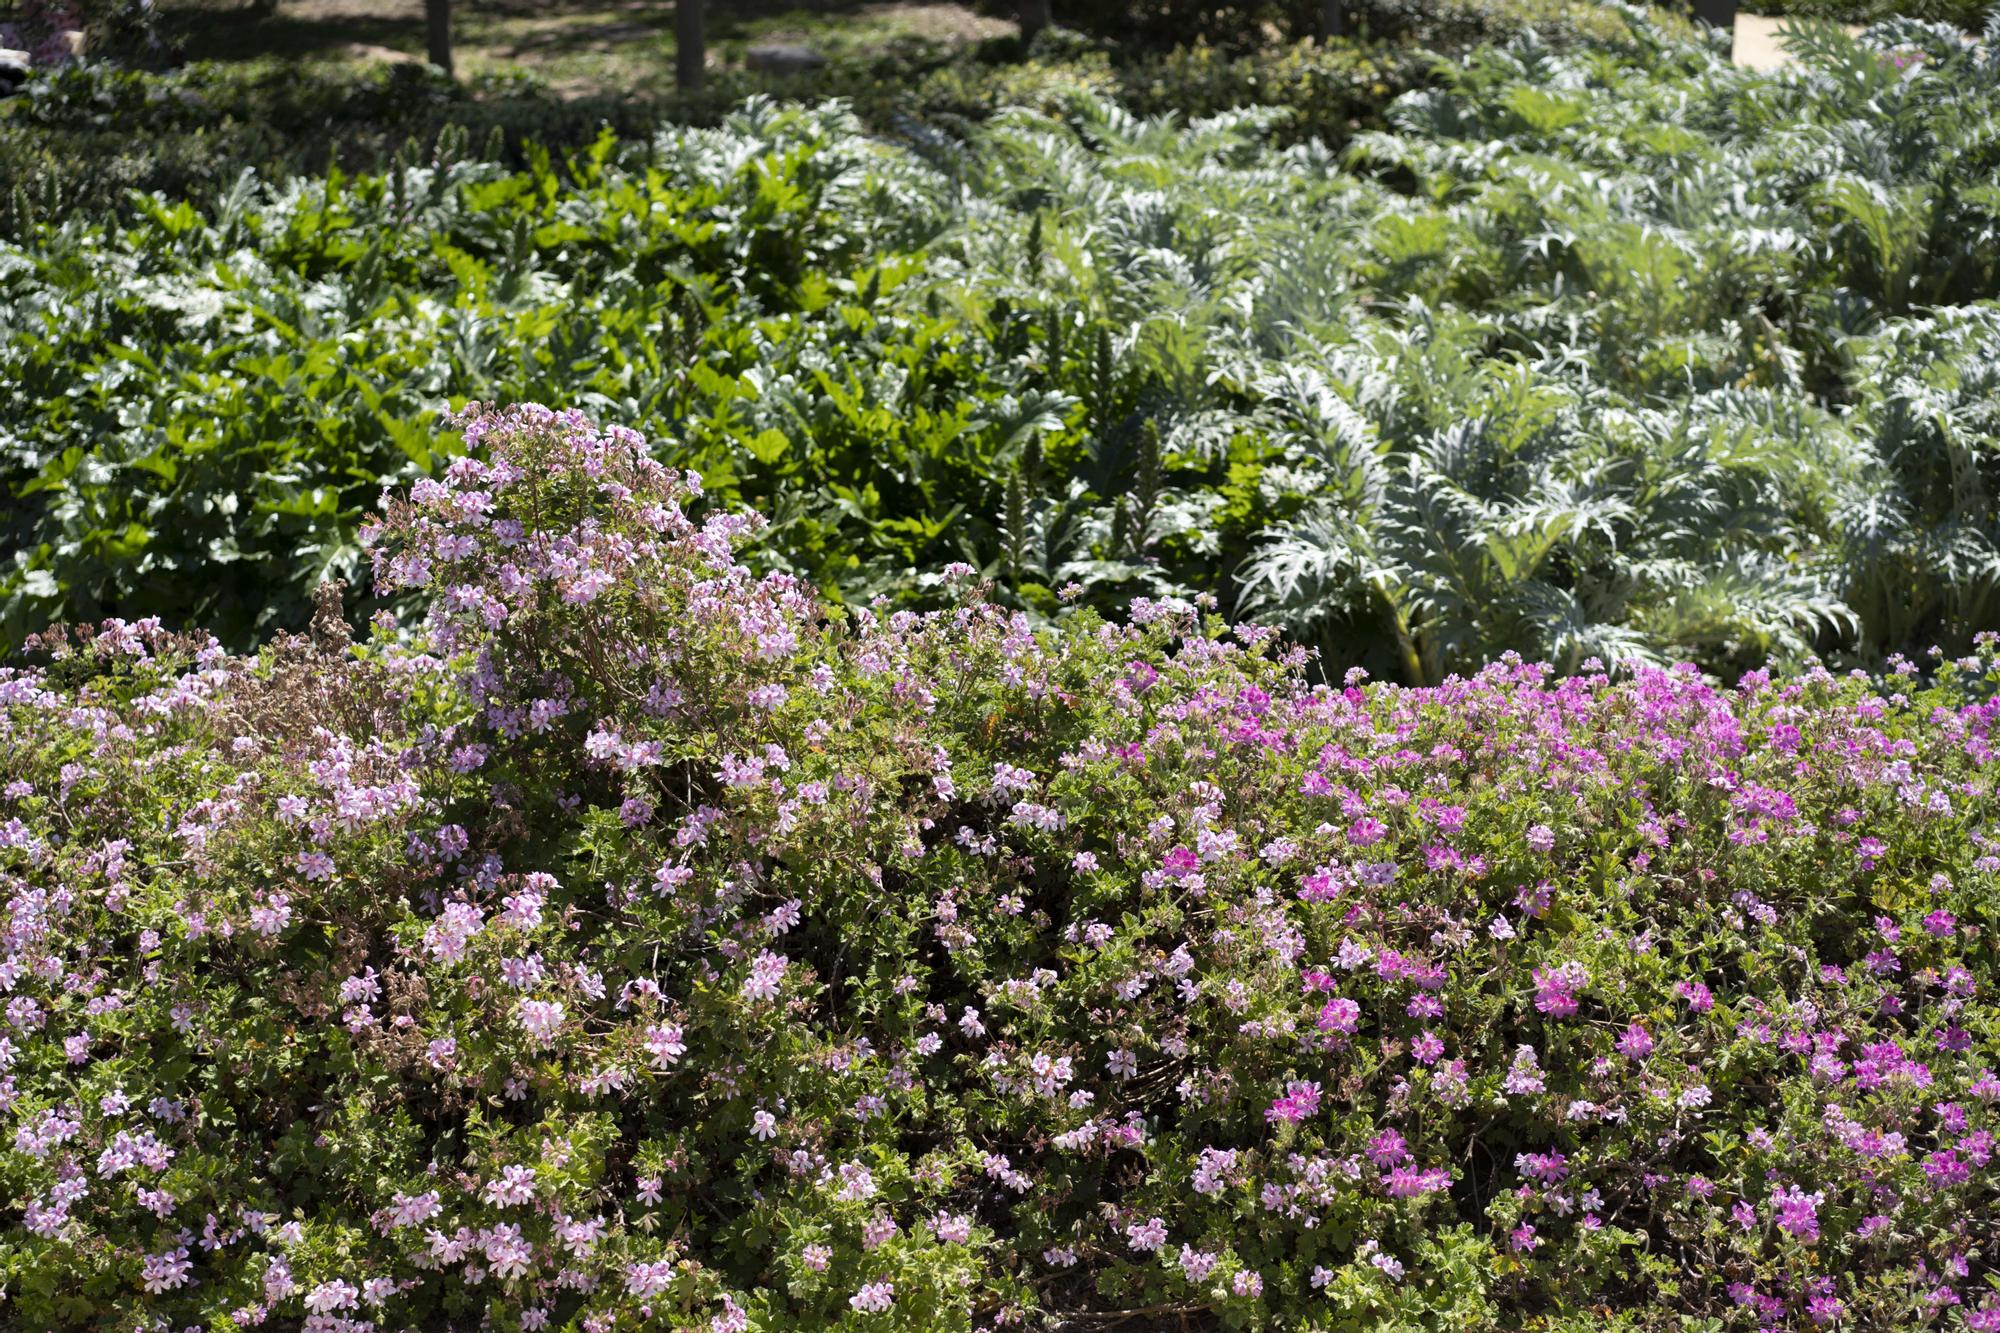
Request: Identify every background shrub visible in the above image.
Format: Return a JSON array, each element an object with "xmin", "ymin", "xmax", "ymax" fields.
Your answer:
[
  {"xmin": 5, "ymin": 12, "xmax": 1996, "ymax": 681},
  {"xmin": 1747, "ymin": 0, "xmax": 1991, "ymax": 29}
]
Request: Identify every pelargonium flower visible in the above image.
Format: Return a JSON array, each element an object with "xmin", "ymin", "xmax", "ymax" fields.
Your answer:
[
  {"xmin": 742, "ymin": 951, "xmax": 788, "ymax": 1002},
  {"xmin": 1265, "ymin": 1080, "xmax": 1322, "ymax": 1124},
  {"xmin": 515, "ymin": 998, "xmax": 565, "ymax": 1047},
  {"xmin": 483, "ymin": 1164, "xmax": 538, "ymax": 1208},
  {"xmin": 1770, "ymin": 1185, "xmax": 1822, "ymax": 1241},
  {"xmin": 1317, "ymin": 997, "xmax": 1360, "ymax": 1034},
  {"xmin": 1178, "ymin": 1246, "xmax": 1217, "ymax": 1281},
  {"xmin": 303, "ymin": 1279, "xmax": 359, "ymax": 1313},
  {"xmin": 1366, "ymin": 1129, "xmax": 1409, "ymax": 1167}
]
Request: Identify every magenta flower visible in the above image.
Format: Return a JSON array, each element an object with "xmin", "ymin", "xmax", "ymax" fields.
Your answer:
[
  {"xmin": 1366, "ymin": 1128, "xmax": 1409, "ymax": 1167},
  {"xmin": 1265, "ymin": 1080, "xmax": 1322, "ymax": 1124},
  {"xmin": 1771, "ymin": 1186, "xmax": 1821, "ymax": 1241},
  {"xmin": 1317, "ymin": 997, "xmax": 1360, "ymax": 1034}
]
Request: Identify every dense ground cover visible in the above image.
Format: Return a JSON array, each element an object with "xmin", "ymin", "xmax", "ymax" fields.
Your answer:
[
  {"xmin": 6, "ymin": 9, "xmax": 1996, "ymax": 680},
  {"xmin": 2, "ymin": 403, "xmax": 1998, "ymax": 1329}
]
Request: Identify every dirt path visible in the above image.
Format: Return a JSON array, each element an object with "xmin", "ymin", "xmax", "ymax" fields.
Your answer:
[{"xmin": 1732, "ymin": 12, "xmax": 1863, "ymax": 69}]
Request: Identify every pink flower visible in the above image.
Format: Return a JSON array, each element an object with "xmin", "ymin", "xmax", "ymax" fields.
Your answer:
[
  {"xmin": 141, "ymin": 1247, "xmax": 194, "ymax": 1294},
  {"xmin": 516, "ymin": 998, "xmax": 565, "ymax": 1047},
  {"xmin": 1383, "ymin": 1166, "xmax": 1451, "ymax": 1198},
  {"xmin": 1317, "ymin": 997, "xmax": 1361, "ymax": 1034},
  {"xmin": 1616, "ymin": 1023, "xmax": 1654, "ymax": 1060},
  {"xmin": 742, "ymin": 951, "xmax": 787, "ymax": 1002},
  {"xmin": 303, "ymin": 1279, "xmax": 358, "ymax": 1313},
  {"xmin": 1516, "ymin": 1151, "xmax": 1568, "ymax": 1184},
  {"xmin": 1265, "ymin": 1080, "xmax": 1322, "ymax": 1124},
  {"xmin": 483, "ymin": 1164, "xmax": 537, "ymax": 1207},
  {"xmin": 1771, "ymin": 1186, "xmax": 1822, "ymax": 1241},
  {"xmin": 249, "ymin": 894, "xmax": 292, "ymax": 938},
  {"xmin": 1366, "ymin": 1129, "xmax": 1409, "ymax": 1167}
]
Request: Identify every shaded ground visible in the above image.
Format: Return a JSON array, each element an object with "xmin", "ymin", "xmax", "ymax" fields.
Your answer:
[
  {"xmin": 159, "ymin": 0, "xmax": 1012, "ymax": 94},
  {"xmin": 141, "ymin": 2, "xmax": 1867, "ymax": 104}
]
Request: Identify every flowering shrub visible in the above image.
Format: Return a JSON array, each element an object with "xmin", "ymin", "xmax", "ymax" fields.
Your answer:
[{"xmin": 2, "ymin": 403, "xmax": 1998, "ymax": 1330}]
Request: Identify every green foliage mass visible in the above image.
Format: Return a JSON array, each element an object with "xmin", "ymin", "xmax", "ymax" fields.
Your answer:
[
  {"xmin": 1747, "ymin": 0, "xmax": 1990, "ymax": 32},
  {"xmin": 4, "ymin": 9, "xmax": 1999, "ymax": 679}
]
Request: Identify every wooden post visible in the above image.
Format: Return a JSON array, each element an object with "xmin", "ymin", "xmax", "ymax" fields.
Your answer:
[
  {"xmin": 676, "ymin": 0, "xmax": 705, "ymax": 90},
  {"xmin": 424, "ymin": 0, "xmax": 453, "ymax": 77}
]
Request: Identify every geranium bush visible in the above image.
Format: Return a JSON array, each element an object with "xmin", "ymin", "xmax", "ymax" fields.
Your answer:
[{"xmin": 2, "ymin": 404, "xmax": 1998, "ymax": 1331}]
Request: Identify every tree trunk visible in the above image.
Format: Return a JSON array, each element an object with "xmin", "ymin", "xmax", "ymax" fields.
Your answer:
[
  {"xmin": 1019, "ymin": 0, "xmax": 1050, "ymax": 44},
  {"xmin": 676, "ymin": 0, "xmax": 705, "ymax": 90},
  {"xmin": 424, "ymin": 0, "xmax": 453, "ymax": 77},
  {"xmin": 1320, "ymin": 0, "xmax": 1346, "ymax": 39}
]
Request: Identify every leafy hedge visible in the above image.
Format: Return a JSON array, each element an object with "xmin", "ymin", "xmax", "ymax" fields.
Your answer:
[
  {"xmin": 3, "ymin": 11, "xmax": 1998, "ymax": 680},
  {"xmin": 1746, "ymin": 0, "xmax": 1991, "ymax": 30},
  {"xmin": 2, "ymin": 403, "xmax": 1999, "ymax": 1329}
]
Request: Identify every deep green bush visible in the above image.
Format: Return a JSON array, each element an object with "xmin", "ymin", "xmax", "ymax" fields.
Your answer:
[
  {"xmin": 1746, "ymin": 0, "xmax": 1990, "ymax": 29},
  {"xmin": 4, "ymin": 11, "xmax": 1998, "ymax": 680},
  {"xmin": 1, "ymin": 402, "xmax": 1998, "ymax": 1329},
  {"xmin": 1010, "ymin": 0, "xmax": 1665, "ymax": 50}
]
